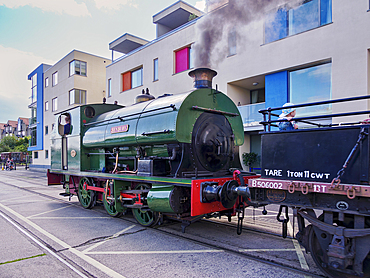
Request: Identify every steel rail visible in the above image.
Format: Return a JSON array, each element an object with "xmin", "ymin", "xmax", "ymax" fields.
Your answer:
[{"xmin": 1, "ymin": 173, "xmax": 323, "ymax": 278}]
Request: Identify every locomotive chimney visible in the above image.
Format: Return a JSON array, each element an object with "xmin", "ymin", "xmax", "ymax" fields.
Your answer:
[{"xmin": 188, "ymin": 68, "xmax": 217, "ymax": 89}]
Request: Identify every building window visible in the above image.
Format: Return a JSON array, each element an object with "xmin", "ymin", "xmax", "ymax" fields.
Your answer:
[
  {"xmin": 45, "ymin": 77, "xmax": 49, "ymax": 87},
  {"xmin": 45, "ymin": 150, "xmax": 49, "ymax": 159},
  {"xmin": 69, "ymin": 89, "xmax": 86, "ymax": 105},
  {"xmin": 250, "ymin": 89, "xmax": 265, "ymax": 104},
  {"xmin": 45, "ymin": 101, "xmax": 49, "ymax": 111},
  {"xmin": 289, "ymin": 63, "xmax": 332, "ymax": 116},
  {"xmin": 52, "ymin": 97, "xmax": 58, "ymax": 112},
  {"xmin": 52, "ymin": 72, "xmax": 58, "ymax": 86},
  {"xmin": 131, "ymin": 68, "xmax": 143, "ymax": 89},
  {"xmin": 175, "ymin": 46, "xmax": 192, "ymax": 74},
  {"xmin": 30, "ymin": 107, "xmax": 37, "ymax": 125},
  {"xmin": 31, "ymin": 74, "xmax": 37, "ymax": 103},
  {"xmin": 30, "ymin": 127, "xmax": 37, "ymax": 146},
  {"xmin": 153, "ymin": 58, "xmax": 159, "ymax": 81},
  {"xmin": 122, "ymin": 67, "xmax": 143, "ymax": 92},
  {"xmin": 34, "ymin": 151, "xmax": 38, "ymax": 159},
  {"xmin": 250, "ymin": 134, "xmax": 262, "ymax": 174},
  {"xmin": 45, "ymin": 125, "xmax": 48, "ymax": 135},
  {"xmin": 265, "ymin": 0, "xmax": 332, "ymax": 43},
  {"xmin": 108, "ymin": 78, "xmax": 112, "ymax": 97},
  {"xmin": 69, "ymin": 60, "xmax": 87, "ymax": 77},
  {"xmin": 228, "ymin": 29, "xmax": 236, "ymax": 56}
]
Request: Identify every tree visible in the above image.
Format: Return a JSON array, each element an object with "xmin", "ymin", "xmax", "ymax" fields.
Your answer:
[
  {"xmin": 15, "ymin": 137, "xmax": 30, "ymax": 153},
  {"xmin": 0, "ymin": 136, "xmax": 18, "ymax": 152},
  {"xmin": 242, "ymin": 152, "xmax": 258, "ymax": 171},
  {"xmin": 0, "ymin": 142, "xmax": 10, "ymax": 153},
  {"xmin": 188, "ymin": 13, "xmax": 198, "ymax": 21},
  {"xmin": 0, "ymin": 135, "xmax": 30, "ymax": 154}
]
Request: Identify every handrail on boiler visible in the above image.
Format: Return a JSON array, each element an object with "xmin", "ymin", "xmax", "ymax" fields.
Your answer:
[{"xmin": 84, "ymin": 104, "xmax": 176, "ymax": 127}]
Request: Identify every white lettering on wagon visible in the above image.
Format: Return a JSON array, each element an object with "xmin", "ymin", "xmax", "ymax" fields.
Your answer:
[
  {"xmin": 251, "ymin": 180, "xmax": 328, "ymax": 193},
  {"xmin": 286, "ymin": 170, "xmax": 330, "ymax": 180},
  {"xmin": 264, "ymin": 169, "xmax": 331, "ymax": 182},
  {"xmin": 264, "ymin": 169, "xmax": 283, "ymax": 176},
  {"xmin": 250, "ymin": 179, "xmax": 283, "ymax": 189},
  {"xmin": 313, "ymin": 184, "xmax": 327, "ymax": 193}
]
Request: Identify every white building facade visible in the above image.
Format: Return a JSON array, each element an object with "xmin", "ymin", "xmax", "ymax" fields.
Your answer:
[{"xmin": 105, "ymin": 0, "xmax": 370, "ymax": 172}]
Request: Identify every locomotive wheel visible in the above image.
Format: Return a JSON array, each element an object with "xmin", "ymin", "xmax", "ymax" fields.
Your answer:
[
  {"xmin": 103, "ymin": 191, "xmax": 122, "ymax": 218},
  {"xmin": 102, "ymin": 181, "xmax": 122, "ymax": 217},
  {"xmin": 132, "ymin": 184, "xmax": 159, "ymax": 227},
  {"xmin": 309, "ymin": 213, "xmax": 370, "ymax": 278},
  {"xmin": 78, "ymin": 177, "xmax": 95, "ymax": 209}
]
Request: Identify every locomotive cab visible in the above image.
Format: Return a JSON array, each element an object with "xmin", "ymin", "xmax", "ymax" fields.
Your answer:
[{"xmin": 50, "ymin": 103, "xmax": 123, "ymax": 172}]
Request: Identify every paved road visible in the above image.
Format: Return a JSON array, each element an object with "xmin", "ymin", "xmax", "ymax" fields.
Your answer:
[{"xmin": 0, "ymin": 169, "xmax": 320, "ymax": 278}]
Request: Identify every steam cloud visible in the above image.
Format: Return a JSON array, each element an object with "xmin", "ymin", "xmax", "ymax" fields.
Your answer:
[{"xmin": 193, "ymin": 0, "xmax": 303, "ymax": 69}]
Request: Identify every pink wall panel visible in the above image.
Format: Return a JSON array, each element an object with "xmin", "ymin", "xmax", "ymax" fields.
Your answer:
[{"xmin": 175, "ymin": 48, "xmax": 189, "ymax": 73}]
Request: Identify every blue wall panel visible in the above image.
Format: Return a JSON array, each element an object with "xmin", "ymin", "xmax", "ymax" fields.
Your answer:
[
  {"xmin": 27, "ymin": 64, "xmax": 49, "ymax": 151},
  {"xmin": 265, "ymin": 71, "xmax": 289, "ymax": 111}
]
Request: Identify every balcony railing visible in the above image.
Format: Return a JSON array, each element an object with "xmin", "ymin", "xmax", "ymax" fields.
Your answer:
[{"xmin": 238, "ymin": 102, "xmax": 265, "ymax": 129}]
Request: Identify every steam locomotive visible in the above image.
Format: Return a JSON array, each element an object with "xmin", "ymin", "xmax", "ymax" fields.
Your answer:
[
  {"xmin": 49, "ymin": 68, "xmax": 253, "ymax": 227},
  {"xmin": 48, "ymin": 68, "xmax": 370, "ymax": 278}
]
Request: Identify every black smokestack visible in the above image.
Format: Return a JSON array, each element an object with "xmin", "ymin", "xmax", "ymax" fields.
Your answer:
[
  {"xmin": 189, "ymin": 68, "xmax": 217, "ymax": 89},
  {"xmin": 193, "ymin": 0, "xmax": 303, "ymax": 69}
]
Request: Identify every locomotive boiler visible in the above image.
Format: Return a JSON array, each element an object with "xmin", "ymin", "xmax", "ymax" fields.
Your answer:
[{"xmin": 81, "ymin": 68, "xmax": 243, "ymax": 178}]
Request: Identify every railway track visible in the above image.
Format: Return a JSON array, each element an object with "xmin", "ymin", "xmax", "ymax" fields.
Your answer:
[{"xmin": 1, "ymin": 170, "xmax": 324, "ymax": 277}]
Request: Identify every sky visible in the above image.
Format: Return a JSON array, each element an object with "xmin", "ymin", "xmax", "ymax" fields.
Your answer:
[{"xmin": 0, "ymin": 0, "xmax": 205, "ymax": 124}]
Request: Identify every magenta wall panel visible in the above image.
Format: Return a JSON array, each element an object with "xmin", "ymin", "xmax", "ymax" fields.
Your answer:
[{"xmin": 175, "ymin": 48, "xmax": 189, "ymax": 73}]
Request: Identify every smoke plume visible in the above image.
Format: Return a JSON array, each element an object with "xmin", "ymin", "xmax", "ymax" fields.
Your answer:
[{"xmin": 193, "ymin": 0, "xmax": 303, "ymax": 69}]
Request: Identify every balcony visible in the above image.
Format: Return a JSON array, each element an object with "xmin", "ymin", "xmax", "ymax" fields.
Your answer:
[
  {"xmin": 29, "ymin": 117, "xmax": 37, "ymax": 126},
  {"xmin": 238, "ymin": 102, "xmax": 265, "ymax": 131}
]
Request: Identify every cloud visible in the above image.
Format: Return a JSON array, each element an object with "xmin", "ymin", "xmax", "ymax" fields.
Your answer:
[
  {"xmin": 195, "ymin": 0, "xmax": 206, "ymax": 12},
  {"xmin": 0, "ymin": 45, "xmax": 55, "ymax": 122},
  {"xmin": 93, "ymin": 0, "xmax": 137, "ymax": 10},
  {"xmin": 0, "ymin": 0, "xmax": 91, "ymax": 17}
]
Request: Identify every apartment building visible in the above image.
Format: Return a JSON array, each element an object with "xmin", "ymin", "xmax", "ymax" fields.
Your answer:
[
  {"xmin": 28, "ymin": 50, "xmax": 110, "ymax": 171},
  {"xmin": 106, "ymin": 0, "xmax": 370, "ymax": 171}
]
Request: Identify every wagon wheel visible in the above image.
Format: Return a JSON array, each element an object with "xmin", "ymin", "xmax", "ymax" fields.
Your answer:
[
  {"xmin": 132, "ymin": 184, "xmax": 159, "ymax": 227},
  {"xmin": 78, "ymin": 177, "xmax": 95, "ymax": 209},
  {"xmin": 103, "ymin": 190, "xmax": 122, "ymax": 217},
  {"xmin": 309, "ymin": 213, "xmax": 370, "ymax": 278}
]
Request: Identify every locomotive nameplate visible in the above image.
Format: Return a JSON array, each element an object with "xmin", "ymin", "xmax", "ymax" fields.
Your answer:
[
  {"xmin": 111, "ymin": 125, "xmax": 129, "ymax": 134},
  {"xmin": 266, "ymin": 189, "xmax": 286, "ymax": 202}
]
